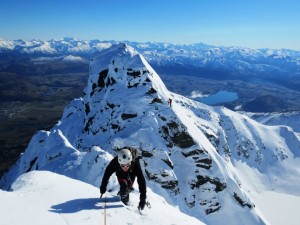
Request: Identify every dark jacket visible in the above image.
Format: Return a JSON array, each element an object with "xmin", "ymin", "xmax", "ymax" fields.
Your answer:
[{"xmin": 100, "ymin": 156, "xmax": 147, "ymax": 200}]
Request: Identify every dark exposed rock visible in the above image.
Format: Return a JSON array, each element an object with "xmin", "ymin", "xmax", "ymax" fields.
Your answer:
[
  {"xmin": 195, "ymin": 158, "xmax": 212, "ymax": 169},
  {"xmin": 127, "ymin": 70, "xmax": 141, "ymax": 77},
  {"xmin": 233, "ymin": 192, "xmax": 254, "ymax": 208},
  {"xmin": 101, "ymin": 127, "xmax": 107, "ymax": 132},
  {"xmin": 141, "ymin": 150, "xmax": 153, "ymax": 158},
  {"xmin": 111, "ymin": 123, "xmax": 120, "ymax": 131},
  {"xmin": 145, "ymin": 169, "xmax": 179, "ymax": 194},
  {"xmin": 185, "ymin": 195, "xmax": 196, "ymax": 208},
  {"xmin": 106, "ymin": 102, "xmax": 115, "ymax": 109},
  {"xmin": 98, "ymin": 69, "xmax": 109, "ymax": 88},
  {"xmin": 92, "ymin": 129, "xmax": 100, "ymax": 135},
  {"xmin": 158, "ymin": 114, "xmax": 167, "ymax": 121},
  {"xmin": 161, "ymin": 171, "xmax": 169, "ymax": 177},
  {"xmin": 212, "ymin": 178, "xmax": 227, "ymax": 192},
  {"xmin": 145, "ymin": 169, "xmax": 158, "ymax": 180},
  {"xmin": 92, "ymin": 83, "xmax": 97, "ymax": 91},
  {"xmin": 182, "ymin": 149, "xmax": 208, "ymax": 157},
  {"xmin": 161, "ymin": 121, "xmax": 195, "ymax": 148},
  {"xmin": 85, "ymin": 103, "xmax": 90, "ymax": 114},
  {"xmin": 151, "ymin": 98, "xmax": 163, "ymax": 104},
  {"xmin": 106, "ymin": 76, "xmax": 111, "ymax": 87},
  {"xmin": 203, "ymin": 131, "xmax": 219, "ymax": 148},
  {"xmin": 161, "ymin": 180, "xmax": 179, "ymax": 192},
  {"xmin": 121, "ymin": 113, "xmax": 137, "ymax": 120},
  {"xmin": 90, "ymin": 83, "xmax": 97, "ymax": 96},
  {"xmin": 167, "ymin": 121, "xmax": 178, "ymax": 129},
  {"xmin": 26, "ymin": 157, "xmax": 38, "ymax": 172},
  {"xmin": 142, "ymin": 70, "xmax": 149, "ymax": 74},
  {"xmin": 103, "ymin": 77, "xmax": 116, "ymax": 88},
  {"xmin": 48, "ymin": 152, "xmax": 62, "ymax": 161},
  {"xmin": 146, "ymin": 87, "xmax": 157, "ymax": 95},
  {"xmin": 161, "ymin": 158, "xmax": 174, "ymax": 169},
  {"xmin": 182, "ymin": 149, "xmax": 213, "ymax": 169},
  {"xmin": 190, "ymin": 176, "xmax": 208, "ymax": 189},
  {"xmin": 110, "ymin": 77, "xmax": 116, "ymax": 85},
  {"xmin": 128, "ymin": 83, "xmax": 139, "ymax": 88},
  {"xmin": 190, "ymin": 175, "xmax": 226, "ymax": 192},
  {"xmin": 66, "ymin": 112, "xmax": 73, "ymax": 118},
  {"xmin": 205, "ymin": 203, "xmax": 221, "ymax": 215},
  {"xmin": 84, "ymin": 115, "xmax": 95, "ymax": 132},
  {"xmin": 171, "ymin": 132, "xmax": 195, "ymax": 149}
]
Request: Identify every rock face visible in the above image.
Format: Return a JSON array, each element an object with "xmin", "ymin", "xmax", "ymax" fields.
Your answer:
[{"xmin": 2, "ymin": 44, "xmax": 300, "ymax": 225}]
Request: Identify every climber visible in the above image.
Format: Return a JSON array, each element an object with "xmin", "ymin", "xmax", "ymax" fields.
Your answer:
[
  {"xmin": 100, "ymin": 148, "xmax": 147, "ymax": 210},
  {"xmin": 168, "ymin": 98, "xmax": 172, "ymax": 107}
]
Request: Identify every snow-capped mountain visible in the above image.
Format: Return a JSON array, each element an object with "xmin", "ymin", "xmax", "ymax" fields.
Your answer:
[
  {"xmin": 1, "ymin": 38, "xmax": 299, "ymax": 78},
  {"xmin": 1, "ymin": 44, "xmax": 300, "ymax": 225}
]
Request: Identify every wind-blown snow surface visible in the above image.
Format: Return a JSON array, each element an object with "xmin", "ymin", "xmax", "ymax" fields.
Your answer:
[
  {"xmin": 1, "ymin": 44, "xmax": 300, "ymax": 225},
  {"xmin": 0, "ymin": 171, "xmax": 203, "ymax": 225},
  {"xmin": 244, "ymin": 111, "xmax": 300, "ymax": 133}
]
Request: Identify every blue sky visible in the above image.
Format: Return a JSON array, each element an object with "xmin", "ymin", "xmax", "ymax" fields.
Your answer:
[{"xmin": 0, "ymin": 0, "xmax": 299, "ymax": 50}]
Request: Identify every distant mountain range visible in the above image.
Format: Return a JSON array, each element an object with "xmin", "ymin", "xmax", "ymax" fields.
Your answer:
[
  {"xmin": 1, "ymin": 37, "xmax": 300, "ymax": 91},
  {"xmin": 1, "ymin": 38, "xmax": 300, "ymax": 114}
]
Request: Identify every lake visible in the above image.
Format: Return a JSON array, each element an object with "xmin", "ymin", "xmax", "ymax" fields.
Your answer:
[{"xmin": 197, "ymin": 90, "xmax": 238, "ymax": 105}]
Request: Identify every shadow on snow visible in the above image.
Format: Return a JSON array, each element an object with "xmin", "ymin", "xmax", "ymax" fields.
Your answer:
[{"xmin": 49, "ymin": 196, "xmax": 123, "ymax": 213}]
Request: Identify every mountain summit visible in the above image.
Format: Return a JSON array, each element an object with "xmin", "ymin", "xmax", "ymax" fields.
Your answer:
[{"xmin": 1, "ymin": 44, "xmax": 300, "ymax": 225}]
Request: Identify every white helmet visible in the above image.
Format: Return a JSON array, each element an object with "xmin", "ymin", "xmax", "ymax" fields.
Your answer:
[{"xmin": 118, "ymin": 149, "xmax": 132, "ymax": 165}]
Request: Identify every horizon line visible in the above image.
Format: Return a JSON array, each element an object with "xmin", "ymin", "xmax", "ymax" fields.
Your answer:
[{"xmin": 1, "ymin": 37, "xmax": 300, "ymax": 52}]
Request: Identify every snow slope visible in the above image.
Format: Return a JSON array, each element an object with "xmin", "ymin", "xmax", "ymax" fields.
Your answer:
[
  {"xmin": 1, "ymin": 168, "xmax": 300, "ymax": 224},
  {"xmin": 233, "ymin": 160, "xmax": 300, "ymax": 225},
  {"xmin": 0, "ymin": 171, "xmax": 203, "ymax": 225},
  {"xmin": 245, "ymin": 111, "xmax": 300, "ymax": 133},
  {"xmin": 1, "ymin": 43, "xmax": 300, "ymax": 225}
]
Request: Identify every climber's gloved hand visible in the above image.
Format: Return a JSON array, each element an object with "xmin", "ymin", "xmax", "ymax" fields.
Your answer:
[
  {"xmin": 139, "ymin": 195, "xmax": 146, "ymax": 210},
  {"xmin": 100, "ymin": 185, "xmax": 106, "ymax": 196}
]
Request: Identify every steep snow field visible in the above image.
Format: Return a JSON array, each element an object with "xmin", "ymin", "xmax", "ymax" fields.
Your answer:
[
  {"xmin": 0, "ymin": 171, "xmax": 204, "ymax": 225},
  {"xmin": 234, "ymin": 160, "xmax": 300, "ymax": 225},
  {"xmin": 1, "ymin": 170, "xmax": 299, "ymax": 225},
  {"xmin": 253, "ymin": 191, "xmax": 300, "ymax": 225}
]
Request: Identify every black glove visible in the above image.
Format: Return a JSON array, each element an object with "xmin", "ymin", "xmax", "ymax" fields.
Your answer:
[
  {"xmin": 100, "ymin": 185, "xmax": 106, "ymax": 195},
  {"xmin": 139, "ymin": 196, "xmax": 146, "ymax": 210}
]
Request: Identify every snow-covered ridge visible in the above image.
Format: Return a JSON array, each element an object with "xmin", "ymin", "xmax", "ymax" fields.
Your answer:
[
  {"xmin": 0, "ymin": 170, "xmax": 204, "ymax": 225},
  {"xmin": 1, "ymin": 43, "xmax": 299, "ymax": 225},
  {"xmin": 30, "ymin": 55, "xmax": 87, "ymax": 63}
]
